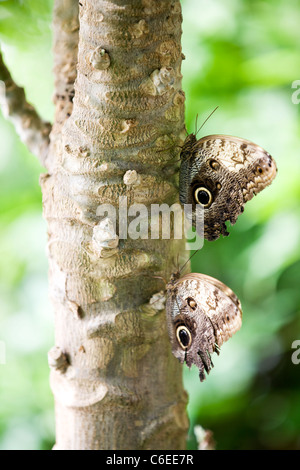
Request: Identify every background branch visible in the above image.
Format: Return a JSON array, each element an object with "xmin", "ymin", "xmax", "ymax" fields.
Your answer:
[{"xmin": 0, "ymin": 51, "xmax": 52, "ymax": 167}]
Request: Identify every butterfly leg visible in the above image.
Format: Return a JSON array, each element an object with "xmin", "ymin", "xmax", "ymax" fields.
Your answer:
[
  {"xmin": 214, "ymin": 343, "xmax": 221, "ymax": 355},
  {"xmin": 197, "ymin": 349, "xmax": 213, "ymax": 374},
  {"xmin": 206, "ymin": 349, "xmax": 214, "ymax": 368}
]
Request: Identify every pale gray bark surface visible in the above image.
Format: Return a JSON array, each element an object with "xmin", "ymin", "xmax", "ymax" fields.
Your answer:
[{"xmin": 45, "ymin": 0, "xmax": 188, "ymax": 450}]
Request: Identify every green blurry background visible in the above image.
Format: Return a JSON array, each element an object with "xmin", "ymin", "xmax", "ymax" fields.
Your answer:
[{"xmin": 0, "ymin": 0, "xmax": 299, "ymax": 450}]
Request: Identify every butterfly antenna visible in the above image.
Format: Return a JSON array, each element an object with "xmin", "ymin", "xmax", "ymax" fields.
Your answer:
[
  {"xmin": 194, "ymin": 113, "xmax": 199, "ymax": 136},
  {"xmin": 184, "ymin": 106, "xmax": 219, "ymax": 164},
  {"xmin": 179, "ymin": 249, "xmax": 201, "ymax": 275},
  {"xmin": 195, "ymin": 106, "xmax": 219, "ymax": 137}
]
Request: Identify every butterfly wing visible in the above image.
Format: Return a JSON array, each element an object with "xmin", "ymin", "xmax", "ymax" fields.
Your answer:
[
  {"xmin": 166, "ymin": 272, "xmax": 242, "ymax": 381},
  {"xmin": 184, "ymin": 273, "xmax": 242, "ymax": 347},
  {"xmin": 179, "ymin": 134, "xmax": 277, "ymax": 240}
]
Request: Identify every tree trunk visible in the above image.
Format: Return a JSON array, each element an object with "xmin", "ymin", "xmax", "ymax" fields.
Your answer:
[{"xmin": 43, "ymin": 0, "xmax": 188, "ymax": 450}]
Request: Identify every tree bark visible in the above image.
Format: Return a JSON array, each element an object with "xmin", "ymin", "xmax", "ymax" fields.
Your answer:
[
  {"xmin": 43, "ymin": 0, "xmax": 188, "ymax": 450},
  {"xmin": 49, "ymin": 0, "xmax": 79, "ymax": 171}
]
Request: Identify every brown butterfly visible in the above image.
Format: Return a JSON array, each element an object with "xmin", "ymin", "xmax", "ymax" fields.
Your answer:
[
  {"xmin": 179, "ymin": 132, "xmax": 277, "ymax": 241},
  {"xmin": 166, "ymin": 271, "xmax": 242, "ymax": 382}
]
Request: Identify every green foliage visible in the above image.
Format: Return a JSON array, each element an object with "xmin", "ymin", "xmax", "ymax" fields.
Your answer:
[
  {"xmin": 182, "ymin": 0, "xmax": 300, "ymax": 450},
  {"xmin": 0, "ymin": 0, "xmax": 54, "ymax": 450},
  {"xmin": 0, "ymin": 0, "xmax": 299, "ymax": 450},
  {"xmin": 0, "ymin": 0, "xmax": 53, "ymax": 46},
  {"xmin": 0, "ymin": 0, "xmax": 54, "ymax": 120}
]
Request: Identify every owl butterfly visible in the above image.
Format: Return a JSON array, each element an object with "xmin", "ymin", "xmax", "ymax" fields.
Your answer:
[
  {"xmin": 166, "ymin": 271, "xmax": 242, "ymax": 382},
  {"xmin": 179, "ymin": 131, "xmax": 277, "ymax": 241}
]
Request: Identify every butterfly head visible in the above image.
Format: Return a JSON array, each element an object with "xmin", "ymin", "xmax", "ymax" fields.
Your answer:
[
  {"xmin": 180, "ymin": 133, "xmax": 198, "ymax": 159},
  {"xmin": 166, "ymin": 271, "xmax": 181, "ymax": 292}
]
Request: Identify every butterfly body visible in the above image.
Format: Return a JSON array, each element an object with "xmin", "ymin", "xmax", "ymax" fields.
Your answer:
[
  {"xmin": 166, "ymin": 271, "xmax": 242, "ymax": 381},
  {"xmin": 179, "ymin": 134, "xmax": 277, "ymax": 240}
]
